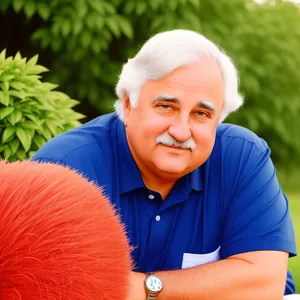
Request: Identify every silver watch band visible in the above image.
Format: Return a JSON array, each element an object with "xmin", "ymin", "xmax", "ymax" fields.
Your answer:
[{"xmin": 147, "ymin": 291, "xmax": 157, "ymax": 300}]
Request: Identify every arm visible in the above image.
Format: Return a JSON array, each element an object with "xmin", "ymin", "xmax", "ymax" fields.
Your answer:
[
  {"xmin": 129, "ymin": 134, "xmax": 295, "ymax": 300},
  {"xmin": 129, "ymin": 251, "xmax": 288, "ymax": 300}
]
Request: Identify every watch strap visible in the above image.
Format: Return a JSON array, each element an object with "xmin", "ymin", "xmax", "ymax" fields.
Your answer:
[{"xmin": 146, "ymin": 291, "xmax": 157, "ymax": 300}]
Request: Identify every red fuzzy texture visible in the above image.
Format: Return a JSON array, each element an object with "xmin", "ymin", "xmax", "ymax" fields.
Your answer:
[{"xmin": 0, "ymin": 160, "xmax": 132, "ymax": 299}]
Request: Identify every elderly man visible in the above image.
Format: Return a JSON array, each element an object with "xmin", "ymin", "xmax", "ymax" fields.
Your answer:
[{"xmin": 33, "ymin": 29, "xmax": 297, "ymax": 299}]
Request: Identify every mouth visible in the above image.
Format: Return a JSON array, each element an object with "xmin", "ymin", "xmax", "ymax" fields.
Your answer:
[
  {"xmin": 169, "ymin": 145, "xmax": 184, "ymax": 149},
  {"xmin": 161, "ymin": 144, "xmax": 189, "ymax": 151}
]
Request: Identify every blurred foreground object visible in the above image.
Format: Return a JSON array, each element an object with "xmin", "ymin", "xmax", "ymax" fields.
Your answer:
[
  {"xmin": 0, "ymin": 49, "xmax": 85, "ymax": 161},
  {"xmin": 0, "ymin": 160, "xmax": 131, "ymax": 299}
]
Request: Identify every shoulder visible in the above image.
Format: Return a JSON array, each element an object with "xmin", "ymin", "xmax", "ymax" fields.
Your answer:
[
  {"xmin": 216, "ymin": 123, "xmax": 269, "ymax": 154},
  {"xmin": 208, "ymin": 124, "xmax": 272, "ymax": 193},
  {"xmin": 33, "ymin": 113, "xmax": 119, "ymax": 162}
]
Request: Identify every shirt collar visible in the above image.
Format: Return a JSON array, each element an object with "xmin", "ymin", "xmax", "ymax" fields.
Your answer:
[
  {"xmin": 190, "ymin": 166, "xmax": 204, "ymax": 192},
  {"xmin": 116, "ymin": 118, "xmax": 204, "ymax": 195},
  {"xmin": 116, "ymin": 119, "xmax": 145, "ymax": 194}
]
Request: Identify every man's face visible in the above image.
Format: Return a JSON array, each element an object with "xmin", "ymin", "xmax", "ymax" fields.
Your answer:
[{"xmin": 123, "ymin": 59, "xmax": 224, "ymax": 179}]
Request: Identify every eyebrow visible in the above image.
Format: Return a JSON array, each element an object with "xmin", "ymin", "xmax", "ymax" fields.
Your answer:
[
  {"xmin": 152, "ymin": 94, "xmax": 216, "ymax": 115},
  {"xmin": 152, "ymin": 94, "xmax": 179, "ymax": 104},
  {"xmin": 197, "ymin": 101, "xmax": 216, "ymax": 115}
]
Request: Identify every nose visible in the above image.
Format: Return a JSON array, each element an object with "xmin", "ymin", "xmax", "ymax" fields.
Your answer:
[{"xmin": 168, "ymin": 117, "xmax": 191, "ymax": 143}]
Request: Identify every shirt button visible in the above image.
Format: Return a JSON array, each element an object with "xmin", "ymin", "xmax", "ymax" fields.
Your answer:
[
  {"xmin": 148, "ymin": 194, "xmax": 155, "ymax": 200},
  {"xmin": 155, "ymin": 215, "xmax": 161, "ymax": 222}
]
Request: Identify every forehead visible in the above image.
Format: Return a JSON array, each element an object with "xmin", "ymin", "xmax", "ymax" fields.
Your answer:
[{"xmin": 140, "ymin": 59, "xmax": 224, "ymax": 108}]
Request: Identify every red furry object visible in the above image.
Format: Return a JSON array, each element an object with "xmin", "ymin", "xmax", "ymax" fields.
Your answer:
[{"xmin": 0, "ymin": 160, "xmax": 132, "ymax": 300}]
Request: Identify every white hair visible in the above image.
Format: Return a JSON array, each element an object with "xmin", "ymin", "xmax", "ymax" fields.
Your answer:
[{"xmin": 114, "ymin": 29, "xmax": 243, "ymax": 122}]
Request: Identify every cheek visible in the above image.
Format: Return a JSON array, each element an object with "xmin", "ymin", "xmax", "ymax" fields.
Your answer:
[
  {"xmin": 139, "ymin": 118, "xmax": 170, "ymax": 139},
  {"xmin": 193, "ymin": 126, "xmax": 217, "ymax": 150}
]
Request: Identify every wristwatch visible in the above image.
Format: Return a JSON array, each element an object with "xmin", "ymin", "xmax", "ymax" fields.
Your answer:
[{"xmin": 144, "ymin": 273, "xmax": 163, "ymax": 299}]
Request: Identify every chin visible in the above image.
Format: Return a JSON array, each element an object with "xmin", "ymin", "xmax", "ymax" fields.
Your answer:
[{"xmin": 154, "ymin": 162, "xmax": 188, "ymax": 176}]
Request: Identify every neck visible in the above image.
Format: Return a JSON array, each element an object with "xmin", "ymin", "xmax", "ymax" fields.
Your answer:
[
  {"xmin": 125, "ymin": 133, "xmax": 179, "ymax": 199},
  {"xmin": 140, "ymin": 171, "xmax": 176, "ymax": 200}
]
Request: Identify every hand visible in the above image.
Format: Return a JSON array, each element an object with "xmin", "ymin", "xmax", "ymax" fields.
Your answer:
[{"xmin": 127, "ymin": 271, "xmax": 147, "ymax": 300}]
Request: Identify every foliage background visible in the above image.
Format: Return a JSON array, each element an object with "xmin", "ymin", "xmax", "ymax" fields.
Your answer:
[
  {"xmin": 0, "ymin": 0, "xmax": 299, "ymax": 291},
  {"xmin": 1, "ymin": 0, "xmax": 300, "ymax": 166}
]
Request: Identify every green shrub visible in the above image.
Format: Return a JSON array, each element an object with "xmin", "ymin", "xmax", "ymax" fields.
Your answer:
[{"xmin": 0, "ymin": 49, "xmax": 84, "ymax": 161}]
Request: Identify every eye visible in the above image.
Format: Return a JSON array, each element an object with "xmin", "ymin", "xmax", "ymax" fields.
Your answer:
[
  {"xmin": 158, "ymin": 104, "xmax": 172, "ymax": 110},
  {"xmin": 195, "ymin": 111, "xmax": 210, "ymax": 118}
]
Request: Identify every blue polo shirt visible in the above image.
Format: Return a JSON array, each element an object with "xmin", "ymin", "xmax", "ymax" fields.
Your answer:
[{"xmin": 32, "ymin": 112, "xmax": 297, "ymax": 294}]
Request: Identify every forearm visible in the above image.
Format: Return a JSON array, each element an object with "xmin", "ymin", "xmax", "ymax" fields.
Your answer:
[{"xmin": 155, "ymin": 257, "xmax": 285, "ymax": 300}]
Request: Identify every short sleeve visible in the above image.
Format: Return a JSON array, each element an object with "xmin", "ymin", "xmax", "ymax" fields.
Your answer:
[{"xmin": 220, "ymin": 134, "xmax": 296, "ymax": 259}]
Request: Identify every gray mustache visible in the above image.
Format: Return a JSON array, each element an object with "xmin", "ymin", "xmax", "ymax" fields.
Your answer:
[{"xmin": 155, "ymin": 132, "xmax": 196, "ymax": 151}]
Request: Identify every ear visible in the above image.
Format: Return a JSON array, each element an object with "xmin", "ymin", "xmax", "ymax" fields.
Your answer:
[{"xmin": 123, "ymin": 91, "xmax": 131, "ymax": 127}]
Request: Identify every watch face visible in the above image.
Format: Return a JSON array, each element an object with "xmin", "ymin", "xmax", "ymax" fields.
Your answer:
[{"xmin": 146, "ymin": 275, "xmax": 163, "ymax": 292}]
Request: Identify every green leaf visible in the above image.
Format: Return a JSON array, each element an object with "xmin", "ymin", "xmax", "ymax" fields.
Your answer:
[
  {"xmin": 33, "ymin": 135, "xmax": 47, "ymax": 148},
  {"xmin": 8, "ymin": 110, "xmax": 22, "ymax": 125},
  {"xmin": 86, "ymin": 14, "xmax": 96, "ymax": 30},
  {"xmin": 88, "ymin": 1, "xmax": 105, "ymax": 14},
  {"xmin": 72, "ymin": 111, "xmax": 85, "ymax": 120},
  {"xmin": 42, "ymin": 83, "xmax": 58, "ymax": 91},
  {"xmin": 0, "ymin": 91, "xmax": 10, "ymax": 106},
  {"xmin": 76, "ymin": 0, "xmax": 88, "ymax": 18},
  {"xmin": 106, "ymin": 18, "xmax": 121, "ymax": 38},
  {"xmin": 182, "ymin": 9, "xmax": 202, "ymax": 29},
  {"xmin": 4, "ymin": 145, "xmax": 11, "ymax": 160},
  {"xmin": 14, "ymin": 51, "xmax": 22, "ymax": 60},
  {"xmin": 27, "ymin": 54, "xmax": 39, "ymax": 67},
  {"xmin": 16, "ymin": 149, "xmax": 26, "ymax": 160},
  {"xmin": 10, "ymin": 81, "xmax": 26, "ymax": 90},
  {"xmin": 36, "ymin": 100, "xmax": 55, "ymax": 111},
  {"xmin": 26, "ymin": 65, "xmax": 49, "ymax": 75},
  {"xmin": 16, "ymin": 127, "xmax": 31, "ymax": 152},
  {"xmin": 12, "ymin": 0, "xmax": 23, "ymax": 12},
  {"xmin": 117, "ymin": 16, "xmax": 133, "ymax": 39},
  {"xmin": 61, "ymin": 20, "xmax": 71, "ymax": 37},
  {"xmin": 68, "ymin": 120, "xmax": 81, "ymax": 128},
  {"xmin": 149, "ymin": 0, "xmax": 162, "ymax": 10},
  {"xmin": 5, "ymin": 56, "xmax": 12, "ymax": 64},
  {"xmin": 25, "ymin": 128, "xmax": 35, "ymax": 139},
  {"xmin": 102, "ymin": 2, "xmax": 115, "ymax": 14},
  {"xmin": 46, "ymin": 120, "xmax": 58, "ymax": 136},
  {"xmin": 9, "ymin": 90, "xmax": 25, "ymax": 100},
  {"xmin": 31, "ymin": 28, "xmax": 48, "ymax": 42},
  {"xmin": 188, "ymin": 0, "xmax": 200, "ymax": 9},
  {"xmin": 0, "ymin": 106, "xmax": 14, "ymax": 119},
  {"xmin": 9, "ymin": 139, "xmax": 20, "ymax": 155},
  {"xmin": 80, "ymin": 31, "xmax": 92, "ymax": 48},
  {"xmin": 258, "ymin": 110, "xmax": 272, "ymax": 125},
  {"xmin": 0, "ymin": 81, "xmax": 9, "ymax": 92},
  {"xmin": 124, "ymin": 1, "xmax": 135, "ymax": 14},
  {"xmin": 2, "ymin": 127, "xmax": 15, "ymax": 143},
  {"xmin": 37, "ymin": 2, "xmax": 50, "ymax": 20},
  {"xmin": 23, "ymin": 113, "xmax": 41, "ymax": 126},
  {"xmin": 28, "ymin": 150, "xmax": 36, "ymax": 158},
  {"xmin": 24, "ymin": 0, "xmax": 36, "ymax": 19},
  {"xmin": 22, "ymin": 120, "xmax": 39, "ymax": 130},
  {"xmin": 2, "ymin": 75, "xmax": 15, "ymax": 82},
  {"xmin": 73, "ymin": 21, "xmax": 83, "ymax": 36},
  {"xmin": 136, "ymin": 2, "xmax": 147, "ymax": 16},
  {"xmin": 40, "ymin": 126, "xmax": 52, "ymax": 140},
  {"xmin": 91, "ymin": 42, "xmax": 102, "ymax": 55},
  {"xmin": 52, "ymin": 39, "xmax": 62, "ymax": 52},
  {"xmin": 0, "ymin": 49, "xmax": 6, "ymax": 62}
]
